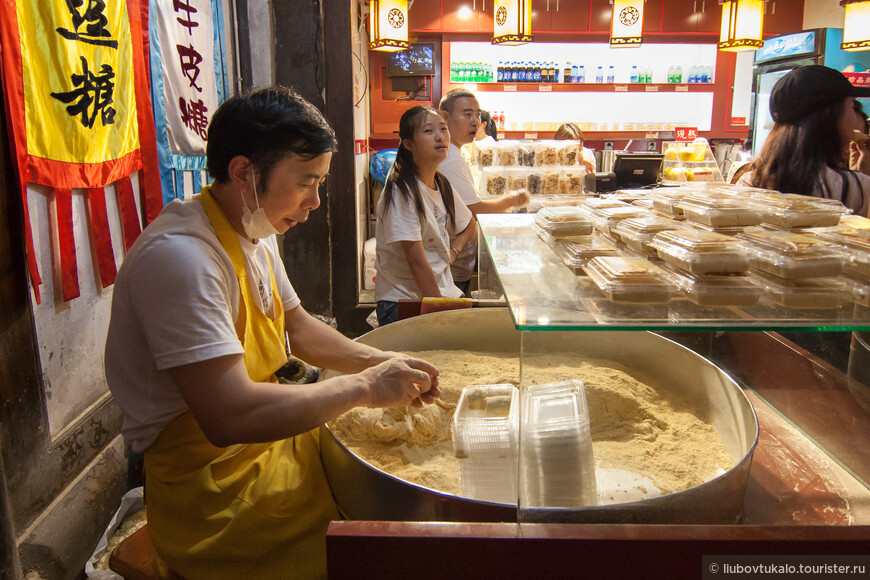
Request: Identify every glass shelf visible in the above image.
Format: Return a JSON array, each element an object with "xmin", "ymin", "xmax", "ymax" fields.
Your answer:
[{"xmin": 477, "ymin": 213, "xmax": 870, "ymax": 332}]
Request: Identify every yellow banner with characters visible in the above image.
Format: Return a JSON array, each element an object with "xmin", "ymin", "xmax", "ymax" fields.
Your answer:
[{"xmin": 17, "ymin": 0, "xmax": 139, "ymax": 164}]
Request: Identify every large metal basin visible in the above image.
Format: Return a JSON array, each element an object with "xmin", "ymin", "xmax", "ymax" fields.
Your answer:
[{"xmin": 320, "ymin": 308, "xmax": 758, "ymax": 524}]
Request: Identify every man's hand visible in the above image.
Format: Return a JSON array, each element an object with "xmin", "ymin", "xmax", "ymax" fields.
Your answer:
[
  {"xmin": 513, "ymin": 190, "xmax": 530, "ymax": 208},
  {"xmin": 361, "ymin": 354, "xmax": 441, "ymax": 408}
]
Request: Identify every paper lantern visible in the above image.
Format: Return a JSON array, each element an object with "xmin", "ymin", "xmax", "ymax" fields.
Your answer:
[
  {"xmin": 718, "ymin": 0, "xmax": 765, "ymax": 52},
  {"xmin": 611, "ymin": 0, "xmax": 645, "ymax": 47},
  {"xmin": 842, "ymin": 0, "xmax": 870, "ymax": 52},
  {"xmin": 370, "ymin": 0, "xmax": 410, "ymax": 52},
  {"xmin": 492, "ymin": 0, "xmax": 533, "ymax": 46}
]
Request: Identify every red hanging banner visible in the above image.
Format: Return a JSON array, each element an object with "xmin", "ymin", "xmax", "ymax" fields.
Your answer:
[
  {"xmin": 86, "ymin": 187, "xmax": 118, "ymax": 288},
  {"xmin": 54, "ymin": 188, "xmax": 80, "ymax": 303},
  {"xmin": 115, "ymin": 176, "xmax": 143, "ymax": 252},
  {"xmin": 0, "ymin": 0, "xmax": 162, "ymax": 303}
]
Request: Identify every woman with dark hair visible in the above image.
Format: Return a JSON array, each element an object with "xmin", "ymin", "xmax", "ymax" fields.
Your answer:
[
  {"xmin": 476, "ymin": 109, "xmax": 498, "ymax": 142},
  {"xmin": 554, "ymin": 122, "xmax": 597, "ymax": 173},
  {"xmin": 737, "ymin": 66, "xmax": 870, "ymax": 215},
  {"xmin": 105, "ymin": 87, "xmax": 440, "ymax": 579},
  {"xmin": 374, "ymin": 105, "xmax": 476, "ymax": 326}
]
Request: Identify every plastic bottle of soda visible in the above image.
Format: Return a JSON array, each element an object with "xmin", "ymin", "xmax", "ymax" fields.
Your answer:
[
  {"xmin": 595, "ymin": 66, "xmax": 604, "ymax": 83},
  {"xmin": 564, "ymin": 62, "xmax": 572, "ymax": 84},
  {"xmin": 607, "ymin": 65, "xmax": 615, "ymax": 83},
  {"xmin": 630, "ymin": 65, "xmax": 639, "ymax": 83},
  {"xmin": 675, "ymin": 65, "xmax": 683, "ymax": 83},
  {"xmin": 578, "ymin": 65, "xmax": 585, "ymax": 83}
]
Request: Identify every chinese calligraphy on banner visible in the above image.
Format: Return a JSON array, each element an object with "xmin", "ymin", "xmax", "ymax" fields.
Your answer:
[
  {"xmin": 150, "ymin": 0, "xmax": 229, "ymax": 203},
  {"xmin": 0, "ymin": 0, "xmax": 162, "ymax": 303}
]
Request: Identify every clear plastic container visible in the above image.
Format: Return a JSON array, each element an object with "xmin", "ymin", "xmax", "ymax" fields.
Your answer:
[
  {"xmin": 677, "ymin": 193, "xmax": 762, "ymax": 227},
  {"xmin": 476, "ymin": 140, "xmax": 495, "ymax": 167},
  {"xmin": 583, "ymin": 256, "xmax": 675, "ymax": 303},
  {"xmin": 520, "ymin": 380, "xmax": 597, "ymax": 508},
  {"xmin": 556, "ymin": 142, "xmax": 580, "ymax": 166},
  {"xmin": 517, "ymin": 141, "xmax": 536, "ymax": 167},
  {"xmin": 559, "ymin": 170, "xmax": 586, "ymax": 195},
  {"xmin": 534, "ymin": 206, "xmax": 595, "ymax": 237},
  {"xmin": 452, "ymin": 384, "xmax": 519, "ymax": 504},
  {"xmin": 496, "ymin": 142, "xmax": 519, "ymax": 167},
  {"xmin": 686, "ymin": 221, "xmax": 749, "ymax": 236},
  {"xmin": 482, "ymin": 167, "xmax": 510, "ymax": 196},
  {"xmin": 554, "ymin": 237, "xmax": 620, "ymax": 273},
  {"xmin": 611, "ymin": 189, "xmax": 650, "ymax": 204},
  {"xmin": 737, "ymin": 230, "xmax": 846, "ymax": 279},
  {"xmin": 667, "ymin": 268, "xmax": 762, "ymax": 307},
  {"xmin": 750, "ymin": 271, "xmax": 851, "ymax": 309},
  {"xmin": 753, "ymin": 193, "xmax": 850, "ymax": 228},
  {"xmin": 508, "ymin": 168, "xmax": 530, "ymax": 193},
  {"xmin": 526, "ymin": 171, "xmax": 543, "ymax": 195},
  {"xmin": 631, "ymin": 197, "xmax": 656, "ymax": 212},
  {"xmin": 591, "ymin": 205, "xmax": 650, "ymax": 237},
  {"xmin": 534, "ymin": 141, "xmax": 560, "ymax": 166},
  {"xmin": 581, "ymin": 197, "xmax": 629, "ymax": 213},
  {"xmin": 613, "ymin": 216, "xmax": 682, "ymax": 256},
  {"xmin": 541, "ymin": 170, "xmax": 562, "ymax": 195},
  {"xmin": 649, "ymin": 189, "xmax": 688, "ymax": 217},
  {"xmin": 649, "ymin": 229, "xmax": 749, "ymax": 275},
  {"xmin": 815, "ymin": 230, "xmax": 870, "ymax": 279}
]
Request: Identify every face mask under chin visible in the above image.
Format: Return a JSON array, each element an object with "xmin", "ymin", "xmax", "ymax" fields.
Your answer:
[{"xmin": 240, "ymin": 168, "xmax": 283, "ymax": 239}]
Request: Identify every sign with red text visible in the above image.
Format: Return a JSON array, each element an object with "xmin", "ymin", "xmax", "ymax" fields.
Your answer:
[
  {"xmin": 675, "ymin": 127, "xmax": 699, "ymax": 141},
  {"xmin": 844, "ymin": 71, "xmax": 870, "ymax": 88}
]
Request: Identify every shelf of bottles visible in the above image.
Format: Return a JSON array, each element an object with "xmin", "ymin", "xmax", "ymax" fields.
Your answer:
[{"xmin": 449, "ymin": 61, "xmax": 715, "ymax": 86}]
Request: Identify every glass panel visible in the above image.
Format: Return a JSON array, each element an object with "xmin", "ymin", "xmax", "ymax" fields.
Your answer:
[{"xmin": 478, "ymin": 213, "xmax": 870, "ymax": 332}]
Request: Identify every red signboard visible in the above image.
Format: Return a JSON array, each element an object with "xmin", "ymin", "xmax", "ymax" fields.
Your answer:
[
  {"xmin": 731, "ymin": 117, "xmax": 747, "ymax": 125},
  {"xmin": 844, "ymin": 71, "xmax": 870, "ymax": 88},
  {"xmin": 675, "ymin": 127, "xmax": 699, "ymax": 142}
]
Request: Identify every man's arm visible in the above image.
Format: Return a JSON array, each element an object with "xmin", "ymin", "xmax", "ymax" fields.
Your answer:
[{"xmin": 167, "ymin": 352, "xmax": 439, "ymax": 446}]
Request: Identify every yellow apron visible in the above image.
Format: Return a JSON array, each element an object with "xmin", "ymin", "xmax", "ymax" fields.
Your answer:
[{"xmin": 143, "ymin": 186, "xmax": 340, "ymax": 579}]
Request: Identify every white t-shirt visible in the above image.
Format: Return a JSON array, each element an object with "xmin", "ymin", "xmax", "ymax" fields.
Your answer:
[
  {"xmin": 438, "ymin": 143, "xmax": 479, "ymax": 282},
  {"xmin": 105, "ymin": 198, "xmax": 300, "ymax": 453},
  {"xmin": 737, "ymin": 168, "xmax": 870, "ymax": 216},
  {"xmin": 582, "ymin": 146, "xmax": 597, "ymax": 171},
  {"xmin": 374, "ymin": 177, "xmax": 472, "ymax": 301}
]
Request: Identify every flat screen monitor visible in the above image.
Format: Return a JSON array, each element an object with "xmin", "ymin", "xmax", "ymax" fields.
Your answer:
[
  {"xmin": 387, "ymin": 43, "xmax": 436, "ymax": 77},
  {"xmin": 612, "ymin": 153, "xmax": 664, "ymax": 189}
]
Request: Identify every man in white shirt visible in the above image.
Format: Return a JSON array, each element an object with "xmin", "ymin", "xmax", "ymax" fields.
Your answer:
[{"xmin": 437, "ymin": 89, "xmax": 529, "ymax": 295}]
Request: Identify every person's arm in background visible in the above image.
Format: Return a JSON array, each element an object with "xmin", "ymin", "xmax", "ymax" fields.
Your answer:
[
  {"xmin": 402, "ymin": 240, "xmax": 442, "ymax": 297},
  {"xmin": 850, "ymin": 135, "xmax": 870, "ymax": 176},
  {"xmin": 467, "ymin": 191, "xmax": 529, "ymax": 214}
]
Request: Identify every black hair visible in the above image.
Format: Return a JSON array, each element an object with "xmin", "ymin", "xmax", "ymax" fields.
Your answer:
[
  {"xmin": 438, "ymin": 88, "xmax": 477, "ymax": 113},
  {"xmin": 206, "ymin": 86, "xmax": 337, "ymax": 191},
  {"xmin": 554, "ymin": 122, "xmax": 583, "ymax": 143},
  {"xmin": 480, "ymin": 110, "xmax": 498, "ymax": 140},
  {"xmin": 383, "ymin": 106, "xmax": 456, "ymax": 226},
  {"xmin": 746, "ymin": 97, "xmax": 865, "ymax": 207}
]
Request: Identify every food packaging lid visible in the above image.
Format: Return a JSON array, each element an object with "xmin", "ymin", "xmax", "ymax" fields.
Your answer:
[
  {"xmin": 583, "ymin": 256, "xmax": 675, "ymax": 294},
  {"xmin": 555, "ymin": 237, "xmax": 619, "ymax": 267},
  {"xmin": 650, "ymin": 229, "xmax": 743, "ymax": 253},
  {"xmin": 737, "ymin": 230, "xmax": 843, "ymax": 257},
  {"xmin": 668, "ymin": 268, "xmax": 762, "ymax": 295},
  {"xmin": 614, "ymin": 215, "xmax": 681, "ymax": 236}
]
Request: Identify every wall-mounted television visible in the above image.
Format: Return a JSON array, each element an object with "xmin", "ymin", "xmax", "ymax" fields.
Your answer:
[{"xmin": 387, "ymin": 43, "xmax": 436, "ymax": 77}]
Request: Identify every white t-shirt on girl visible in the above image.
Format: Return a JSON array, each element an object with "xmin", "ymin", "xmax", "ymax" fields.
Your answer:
[{"xmin": 374, "ymin": 177, "xmax": 472, "ymax": 302}]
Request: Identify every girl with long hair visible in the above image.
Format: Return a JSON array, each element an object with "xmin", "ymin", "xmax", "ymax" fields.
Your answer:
[
  {"xmin": 374, "ymin": 106, "xmax": 476, "ymax": 326},
  {"xmin": 737, "ymin": 66, "xmax": 870, "ymax": 215}
]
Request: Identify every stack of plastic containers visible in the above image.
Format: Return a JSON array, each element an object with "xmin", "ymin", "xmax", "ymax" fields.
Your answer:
[
  {"xmin": 583, "ymin": 256, "xmax": 676, "ymax": 303},
  {"xmin": 736, "ymin": 229, "xmax": 849, "ymax": 309},
  {"xmin": 613, "ymin": 215, "xmax": 683, "ymax": 259},
  {"xmin": 589, "ymin": 205, "xmax": 652, "ymax": 243},
  {"xmin": 649, "ymin": 229, "xmax": 761, "ymax": 307},
  {"xmin": 520, "ymin": 380, "xmax": 598, "ymax": 509},
  {"xmin": 452, "ymin": 384, "xmax": 520, "ymax": 504},
  {"xmin": 676, "ymin": 191, "xmax": 762, "ymax": 233},
  {"xmin": 533, "ymin": 206, "xmax": 595, "ymax": 241}
]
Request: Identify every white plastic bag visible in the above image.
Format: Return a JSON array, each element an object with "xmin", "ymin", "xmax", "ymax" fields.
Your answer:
[{"xmin": 85, "ymin": 486, "xmax": 145, "ymax": 579}]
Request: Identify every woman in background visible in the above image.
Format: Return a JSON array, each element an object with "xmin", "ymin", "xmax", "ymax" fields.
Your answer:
[
  {"xmin": 476, "ymin": 110, "xmax": 498, "ymax": 142},
  {"xmin": 374, "ymin": 106, "xmax": 476, "ymax": 326},
  {"xmin": 737, "ymin": 65, "xmax": 870, "ymax": 215},
  {"xmin": 554, "ymin": 122, "xmax": 596, "ymax": 174}
]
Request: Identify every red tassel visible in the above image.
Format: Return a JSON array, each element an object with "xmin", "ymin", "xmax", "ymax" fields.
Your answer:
[
  {"xmin": 54, "ymin": 188, "xmax": 80, "ymax": 302},
  {"xmin": 116, "ymin": 176, "xmax": 142, "ymax": 251},
  {"xmin": 20, "ymin": 184, "xmax": 42, "ymax": 303},
  {"xmin": 87, "ymin": 188, "xmax": 117, "ymax": 288}
]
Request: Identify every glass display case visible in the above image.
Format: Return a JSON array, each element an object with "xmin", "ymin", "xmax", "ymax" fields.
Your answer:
[
  {"xmin": 662, "ymin": 138, "xmax": 724, "ymax": 183},
  {"xmin": 476, "ymin": 212, "xmax": 870, "ymax": 525}
]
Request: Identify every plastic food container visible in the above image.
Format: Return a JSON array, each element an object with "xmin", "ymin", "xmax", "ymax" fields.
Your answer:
[
  {"xmin": 584, "ymin": 256, "xmax": 675, "ymax": 303},
  {"xmin": 496, "ymin": 142, "xmax": 519, "ymax": 167},
  {"xmin": 476, "ymin": 141, "xmax": 495, "ymax": 167},
  {"xmin": 754, "ymin": 193, "xmax": 849, "ymax": 228},
  {"xmin": 582, "ymin": 197, "xmax": 629, "ymax": 213},
  {"xmin": 520, "ymin": 380, "xmax": 597, "ymax": 508},
  {"xmin": 560, "ymin": 170, "xmax": 586, "ymax": 195},
  {"xmin": 613, "ymin": 216, "xmax": 682, "ymax": 256},
  {"xmin": 534, "ymin": 206, "xmax": 595, "ymax": 237},
  {"xmin": 687, "ymin": 221, "xmax": 750, "ymax": 236},
  {"xmin": 517, "ymin": 142, "xmax": 535, "ymax": 167},
  {"xmin": 556, "ymin": 142, "xmax": 580, "ymax": 166},
  {"xmin": 591, "ymin": 205, "xmax": 650, "ymax": 237},
  {"xmin": 667, "ymin": 269, "xmax": 762, "ymax": 307},
  {"xmin": 737, "ymin": 230, "xmax": 846, "ymax": 279},
  {"xmin": 541, "ymin": 170, "xmax": 562, "ymax": 195},
  {"xmin": 750, "ymin": 271, "xmax": 850, "ymax": 309},
  {"xmin": 649, "ymin": 229, "xmax": 749, "ymax": 275},
  {"xmin": 815, "ymin": 230, "xmax": 870, "ymax": 279},
  {"xmin": 554, "ymin": 237, "xmax": 620, "ymax": 273},
  {"xmin": 526, "ymin": 171, "xmax": 543, "ymax": 195},
  {"xmin": 631, "ymin": 197, "xmax": 656, "ymax": 212},
  {"xmin": 534, "ymin": 141, "xmax": 560, "ymax": 166},
  {"xmin": 482, "ymin": 167, "xmax": 510, "ymax": 196},
  {"xmin": 677, "ymin": 193, "xmax": 762, "ymax": 227},
  {"xmin": 508, "ymin": 168, "xmax": 530, "ymax": 193},
  {"xmin": 649, "ymin": 190, "xmax": 688, "ymax": 217},
  {"xmin": 452, "ymin": 384, "xmax": 519, "ymax": 504}
]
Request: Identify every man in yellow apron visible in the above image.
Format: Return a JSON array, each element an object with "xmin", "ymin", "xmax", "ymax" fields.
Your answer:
[{"xmin": 105, "ymin": 87, "xmax": 441, "ymax": 579}]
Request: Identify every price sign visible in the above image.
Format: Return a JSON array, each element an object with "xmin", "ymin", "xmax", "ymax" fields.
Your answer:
[
  {"xmin": 675, "ymin": 84, "xmax": 689, "ymax": 92},
  {"xmin": 504, "ymin": 84, "xmax": 518, "ymax": 92},
  {"xmin": 645, "ymin": 84, "xmax": 659, "ymax": 92},
  {"xmin": 675, "ymin": 127, "xmax": 699, "ymax": 141},
  {"xmin": 538, "ymin": 84, "xmax": 552, "ymax": 92},
  {"xmin": 524, "ymin": 132, "xmax": 538, "ymax": 139},
  {"xmin": 614, "ymin": 85, "xmax": 629, "ymax": 92}
]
